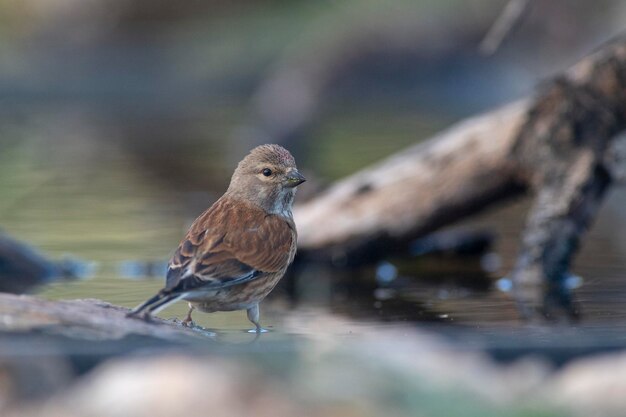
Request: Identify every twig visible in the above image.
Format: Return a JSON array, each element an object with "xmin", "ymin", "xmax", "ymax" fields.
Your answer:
[{"xmin": 479, "ymin": 0, "xmax": 530, "ymax": 56}]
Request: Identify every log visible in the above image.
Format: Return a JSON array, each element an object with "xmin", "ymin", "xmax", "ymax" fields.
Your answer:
[
  {"xmin": 0, "ymin": 293, "xmax": 206, "ymax": 343},
  {"xmin": 509, "ymin": 38, "xmax": 626, "ymax": 319},
  {"xmin": 294, "ymin": 99, "xmax": 529, "ymax": 257},
  {"xmin": 293, "ymin": 34, "xmax": 626, "ymax": 318}
]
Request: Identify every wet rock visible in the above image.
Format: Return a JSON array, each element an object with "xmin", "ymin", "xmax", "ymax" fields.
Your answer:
[{"xmin": 0, "ymin": 233, "xmax": 90, "ymax": 294}]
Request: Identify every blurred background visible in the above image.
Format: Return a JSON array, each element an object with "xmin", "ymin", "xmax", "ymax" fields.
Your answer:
[{"xmin": 2, "ymin": 0, "xmax": 626, "ymax": 331}]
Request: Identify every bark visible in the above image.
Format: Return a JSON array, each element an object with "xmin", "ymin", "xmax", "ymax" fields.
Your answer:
[
  {"xmin": 294, "ymin": 100, "xmax": 529, "ymax": 259},
  {"xmin": 0, "ymin": 293, "xmax": 206, "ymax": 343},
  {"xmin": 510, "ymin": 39, "xmax": 626, "ymax": 318},
  {"xmin": 293, "ymin": 34, "xmax": 626, "ymax": 318}
]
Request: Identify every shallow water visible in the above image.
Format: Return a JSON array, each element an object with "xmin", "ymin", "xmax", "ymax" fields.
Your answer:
[{"xmin": 3, "ymin": 111, "xmax": 626, "ymax": 344}]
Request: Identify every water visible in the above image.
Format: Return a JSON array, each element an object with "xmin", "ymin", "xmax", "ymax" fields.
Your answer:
[
  {"xmin": 4, "ymin": 110, "xmax": 626, "ymax": 342},
  {"xmin": 1, "ymin": 6, "xmax": 626, "ymax": 417}
]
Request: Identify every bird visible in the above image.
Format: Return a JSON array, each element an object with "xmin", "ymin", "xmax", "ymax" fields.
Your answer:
[{"xmin": 127, "ymin": 144, "xmax": 305, "ymax": 332}]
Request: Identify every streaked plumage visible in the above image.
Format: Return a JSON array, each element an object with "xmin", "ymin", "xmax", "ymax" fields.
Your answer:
[{"xmin": 128, "ymin": 144, "xmax": 304, "ymax": 332}]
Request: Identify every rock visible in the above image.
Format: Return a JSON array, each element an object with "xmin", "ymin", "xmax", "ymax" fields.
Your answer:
[
  {"xmin": 0, "ymin": 233, "xmax": 90, "ymax": 294},
  {"xmin": 3, "ymin": 332, "xmax": 554, "ymax": 417},
  {"xmin": 548, "ymin": 351, "xmax": 626, "ymax": 416},
  {"xmin": 8, "ymin": 356, "xmax": 302, "ymax": 417}
]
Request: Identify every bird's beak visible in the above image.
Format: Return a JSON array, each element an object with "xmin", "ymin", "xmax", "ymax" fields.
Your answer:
[{"xmin": 285, "ymin": 169, "xmax": 306, "ymax": 187}]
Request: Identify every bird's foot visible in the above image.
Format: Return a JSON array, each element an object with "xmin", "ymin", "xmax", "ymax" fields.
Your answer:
[
  {"xmin": 181, "ymin": 319, "xmax": 196, "ymax": 328},
  {"xmin": 247, "ymin": 327, "xmax": 269, "ymax": 334}
]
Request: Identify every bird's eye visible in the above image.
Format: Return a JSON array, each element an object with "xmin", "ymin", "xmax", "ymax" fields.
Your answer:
[{"xmin": 262, "ymin": 168, "xmax": 272, "ymax": 177}]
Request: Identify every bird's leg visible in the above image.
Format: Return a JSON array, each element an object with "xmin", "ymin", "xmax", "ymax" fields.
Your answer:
[
  {"xmin": 181, "ymin": 304, "xmax": 195, "ymax": 327},
  {"xmin": 246, "ymin": 304, "xmax": 262, "ymax": 333}
]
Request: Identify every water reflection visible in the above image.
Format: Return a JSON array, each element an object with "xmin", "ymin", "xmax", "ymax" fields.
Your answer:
[{"xmin": 119, "ymin": 260, "xmax": 168, "ymax": 280}]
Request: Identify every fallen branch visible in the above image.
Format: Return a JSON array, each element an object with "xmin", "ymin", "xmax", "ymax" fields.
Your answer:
[
  {"xmin": 295, "ymin": 100, "xmax": 528, "ymax": 258},
  {"xmin": 294, "ymin": 34, "xmax": 626, "ymax": 318},
  {"xmin": 479, "ymin": 0, "xmax": 531, "ymax": 55}
]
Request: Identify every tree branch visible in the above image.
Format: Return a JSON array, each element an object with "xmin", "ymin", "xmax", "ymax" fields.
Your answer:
[{"xmin": 294, "ymin": 34, "xmax": 626, "ymax": 318}]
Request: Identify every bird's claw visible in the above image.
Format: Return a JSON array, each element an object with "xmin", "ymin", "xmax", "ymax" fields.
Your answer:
[
  {"xmin": 181, "ymin": 319, "xmax": 196, "ymax": 328},
  {"xmin": 247, "ymin": 327, "xmax": 268, "ymax": 334}
]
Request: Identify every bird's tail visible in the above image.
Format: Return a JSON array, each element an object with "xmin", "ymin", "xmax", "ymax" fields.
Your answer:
[{"xmin": 127, "ymin": 290, "xmax": 184, "ymax": 318}]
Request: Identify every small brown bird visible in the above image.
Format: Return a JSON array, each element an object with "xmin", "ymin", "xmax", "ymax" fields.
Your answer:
[{"xmin": 128, "ymin": 144, "xmax": 305, "ymax": 332}]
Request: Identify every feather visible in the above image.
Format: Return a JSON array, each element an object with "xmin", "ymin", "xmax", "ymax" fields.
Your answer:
[
  {"xmin": 127, "ymin": 291, "xmax": 184, "ymax": 316},
  {"xmin": 164, "ymin": 197, "xmax": 295, "ymax": 294}
]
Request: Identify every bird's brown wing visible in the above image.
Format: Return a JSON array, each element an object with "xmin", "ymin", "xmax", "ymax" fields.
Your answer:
[{"xmin": 164, "ymin": 197, "xmax": 295, "ymax": 294}]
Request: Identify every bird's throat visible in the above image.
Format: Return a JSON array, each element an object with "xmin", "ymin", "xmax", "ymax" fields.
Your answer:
[{"xmin": 264, "ymin": 188, "xmax": 295, "ymax": 218}]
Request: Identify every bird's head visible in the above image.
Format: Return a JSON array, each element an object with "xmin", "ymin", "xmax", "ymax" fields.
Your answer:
[{"xmin": 227, "ymin": 144, "xmax": 305, "ymax": 216}]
